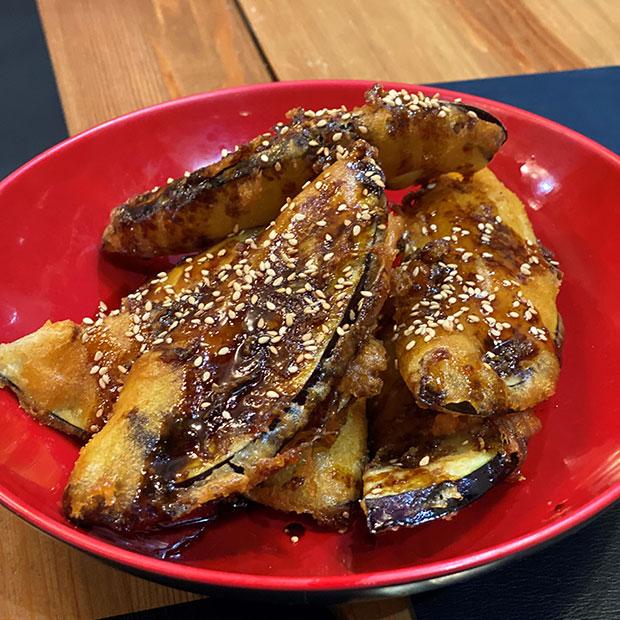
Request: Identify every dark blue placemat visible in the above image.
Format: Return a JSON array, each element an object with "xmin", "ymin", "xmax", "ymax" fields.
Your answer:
[
  {"xmin": 432, "ymin": 66, "xmax": 620, "ymax": 154},
  {"xmin": 0, "ymin": 0, "xmax": 67, "ymax": 180}
]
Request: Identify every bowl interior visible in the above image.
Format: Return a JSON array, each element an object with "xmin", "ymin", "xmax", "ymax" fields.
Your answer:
[{"xmin": 0, "ymin": 81, "xmax": 619, "ymax": 591}]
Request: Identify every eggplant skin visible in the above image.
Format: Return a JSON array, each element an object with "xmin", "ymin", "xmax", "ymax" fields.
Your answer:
[
  {"xmin": 363, "ymin": 339, "xmax": 541, "ymax": 534},
  {"xmin": 363, "ymin": 451, "xmax": 515, "ymax": 534}
]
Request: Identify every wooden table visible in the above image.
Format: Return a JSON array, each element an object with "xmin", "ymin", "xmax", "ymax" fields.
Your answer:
[{"xmin": 3, "ymin": 1, "xmax": 618, "ymax": 618}]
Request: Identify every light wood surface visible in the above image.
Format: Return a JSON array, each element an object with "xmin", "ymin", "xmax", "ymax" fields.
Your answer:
[
  {"xmin": 38, "ymin": 0, "xmax": 270, "ymax": 134},
  {"xmin": 0, "ymin": 510, "xmax": 200, "ymax": 618},
  {"xmin": 239, "ymin": 0, "xmax": 619, "ymax": 83},
  {"xmin": 2, "ymin": 0, "xmax": 616, "ymax": 618}
]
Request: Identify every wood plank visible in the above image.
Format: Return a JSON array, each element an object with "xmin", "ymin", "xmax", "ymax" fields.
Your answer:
[
  {"xmin": 239, "ymin": 0, "xmax": 620, "ymax": 83},
  {"xmin": 38, "ymin": 0, "xmax": 271, "ymax": 135},
  {"xmin": 0, "ymin": 510, "xmax": 200, "ymax": 618}
]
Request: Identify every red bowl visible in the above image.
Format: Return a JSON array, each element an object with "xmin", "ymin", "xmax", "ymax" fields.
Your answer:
[{"xmin": 1, "ymin": 80, "xmax": 619, "ymax": 601}]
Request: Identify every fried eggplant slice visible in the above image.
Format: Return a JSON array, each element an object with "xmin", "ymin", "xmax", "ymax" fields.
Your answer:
[
  {"xmin": 102, "ymin": 84, "xmax": 506, "ymax": 257},
  {"xmin": 0, "ymin": 232, "xmax": 255, "ymax": 439},
  {"xmin": 249, "ymin": 337, "xmax": 387, "ymax": 527},
  {"xmin": 249, "ymin": 397, "xmax": 367, "ymax": 529},
  {"xmin": 362, "ymin": 353, "xmax": 541, "ymax": 533},
  {"xmin": 65, "ymin": 143, "xmax": 392, "ymax": 532},
  {"xmin": 392, "ymin": 168, "xmax": 562, "ymax": 416}
]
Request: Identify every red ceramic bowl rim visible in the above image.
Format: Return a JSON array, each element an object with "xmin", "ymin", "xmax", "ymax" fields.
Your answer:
[{"xmin": 1, "ymin": 79, "xmax": 619, "ymax": 593}]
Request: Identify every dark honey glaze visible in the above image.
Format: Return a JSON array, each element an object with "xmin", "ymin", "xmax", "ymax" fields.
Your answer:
[
  {"xmin": 76, "ymin": 232, "xmax": 254, "ymax": 432},
  {"xmin": 391, "ymin": 171, "xmax": 561, "ymax": 415},
  {"xmin": 68, "ymin": 146, "xmax": 392, "ymax": 530}
]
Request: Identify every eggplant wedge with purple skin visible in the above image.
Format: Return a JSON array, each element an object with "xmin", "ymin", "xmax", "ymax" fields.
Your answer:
[
  {"xmin": 392, "ymin": 168, "xmax": 562, "ymax": 416},
  {"xmin": 0, "ymin": 231, "xmax": 257, "ymax": 439},
  {"xmin": 362, "ymin": 351, "xmax": 541, "ymax": 533},
  {"xmin": 64, "ymin": 142, "xmax": 392, "ymax": 532},
  {"xmin": 102, "ymin": 85, "xmax": 506, "ymax": 258}
]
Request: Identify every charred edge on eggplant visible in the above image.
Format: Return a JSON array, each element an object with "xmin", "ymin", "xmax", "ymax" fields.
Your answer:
[
  {"xmin": 364, "ymin": 452, "xmax": 517, "ymax": 533},
  {"xmin": 162, "ymin": 219, "xmax": 384, "ymax": 496}
]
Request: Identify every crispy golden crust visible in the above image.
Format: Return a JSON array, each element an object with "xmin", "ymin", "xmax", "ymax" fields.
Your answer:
[
  {"xmin": 0, "ymin": 233, "xmax": 254, "ymax": 437},
  {"xmin": 392, "ymin": 168, "xmax": 562, "ymax": 416},
  {"xmin": 65, "ymin": 143, "xmax": 393, "ymax": 532},
  {"xmin": 249, "ymin": 398, "xmax": 367, "ymax": 529},
  {"xmin": 102, "ymin": 85, "xmax": 506, "ymax": 258},
  {"xmin": 0, "ymin": 321, "xmax": 98, "ymax": 440},
  {"xmin": 249, "ymin": 336, "xmax": 386, "ymax": 527},
  {"xmin": 362, "ymin": 342, "xmax": 541, "ymax": 532}
]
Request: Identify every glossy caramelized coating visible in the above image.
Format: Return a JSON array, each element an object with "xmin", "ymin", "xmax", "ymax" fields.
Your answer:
[
  {"xmin": 0, "ymin": 233, "xmax": 254, "ymax": 439},
  {"xmin": 249, "ymin": 336, "xmax": 387, "ymax": 527},
  {"xmin": 102, "ymin": 84, "xmax": 506, "ymax": 258},
  {"xmin": 65, "ymin": 143, "xmax": 392, "ymax": 532},
  {"xmin": 392, "ymin": 168, "xmax": 562, "ymax": 416},
  {"xmin": 362, "ymin": 343, "xmax": 541, "ymax": 533}
]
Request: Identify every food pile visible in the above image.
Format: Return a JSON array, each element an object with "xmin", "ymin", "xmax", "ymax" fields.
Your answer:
[{"xmin": 0, "ymin": 85, "xmax": 561, "ymax": 537}]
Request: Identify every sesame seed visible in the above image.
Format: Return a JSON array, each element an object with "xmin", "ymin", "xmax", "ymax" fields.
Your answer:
[
  {"xmin": 82, "ymin": 317, "xmax": 94, "ymax": 325},
  {"xmin": 266, "ymin": 390, "xmax": 279, "ymax": 398},
  {"xmin": 323, "ymin": 252, "xmax": 334, "ymax": 262},
  {"xmin": 419, "ymin": 455, "xmax": 430, "ymax": 467},
  {"xmin": 266, "ymin": 301, "xmax": 276, "ymax": 311},
  {"xmin": 217, "ymin": 347, "xmax": 230, "ymax": 356},
  {"xmin": 405, "ymin": 339, "xmax": 416, "ymax": 351},
  {"xmin": 194, "ymin": 356, "xmax": 203, "ymax": 367},
  {"xmin": 332, "ymin": 132, "xmax": 343, "ymax": 142},
  {"xmin": 222, "ymin": 411, "xmax": 231, "ymax": 420}
]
